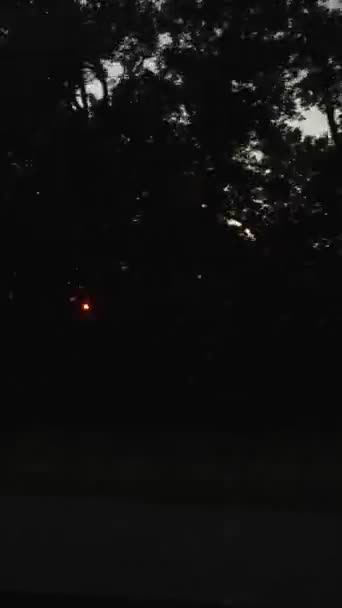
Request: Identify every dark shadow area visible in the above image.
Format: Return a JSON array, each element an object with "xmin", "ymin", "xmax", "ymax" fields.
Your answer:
[
  {"xmin": 2, "ymin": 1, "xmax": 342, "ymax": 420},
  {"xmin": 0, "ymin": 592, "xmax": 223, "ymax": 608},
  {"xmin": 1, "ymin": 1, "xmax": 342, "ymax": 606}
]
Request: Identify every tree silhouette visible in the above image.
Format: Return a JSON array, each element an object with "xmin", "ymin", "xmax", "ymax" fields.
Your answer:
[{"xmin": 3, "ymin": 0, "xmax": 342, "ymax": 411}]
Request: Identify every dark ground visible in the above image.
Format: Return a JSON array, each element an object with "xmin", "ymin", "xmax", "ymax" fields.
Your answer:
[
  {"xmin": 0, "ymin": 593, "xmax": 223, "ymax": 608},
  {"xmin": 0, "ymin": 430, "xmax": 341, "ymax": 606},
  {"xmin": 0, "ymin": 493, "xmax": 340, "ymax": 606},
  {"xmin": 0, "ymin": 429, "xmax": 342, "ymax": 511}
]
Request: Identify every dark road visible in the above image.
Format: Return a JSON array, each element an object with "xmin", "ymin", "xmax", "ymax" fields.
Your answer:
[
  {"xmin": 0, "ymin": 497, "xmax": 222, "ymax": 603},
  {"xmin": 0, "ymin": 496, "xmax": 340, "ymax": 606},
  {"xmin": 1, "ymin": 430, "xmax": 342, "ymax": 606}
]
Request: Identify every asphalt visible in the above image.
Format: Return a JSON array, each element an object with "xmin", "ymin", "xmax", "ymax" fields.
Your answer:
[
  {"xmin": 0, "ymin": 497, "xmax": 340, "ymax": 606},
  {"xmin": 0, "ymin": 431, "xmax": 342, "ymax": 605}
]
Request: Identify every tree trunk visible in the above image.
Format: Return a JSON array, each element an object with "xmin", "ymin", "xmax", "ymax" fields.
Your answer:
[
  {"xmin": 325, "ymin": 99, "xmax": 340, "ymax": 148},
  {"xmin": 323, "ymin": 98, "xmax": 342, "ymax": 233},
  {"xmin": 79, "ymin": 73, "xmax": 89, "ymax": 117},
  {"xmin": 101, "ymin": 76, "xmax": 109, "ymax": 106}
]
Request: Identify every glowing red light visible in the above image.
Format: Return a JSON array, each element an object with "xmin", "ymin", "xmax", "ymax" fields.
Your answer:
[{"xmin": 82, "ymin": 302, "xmax": 91, "ymax": 312}]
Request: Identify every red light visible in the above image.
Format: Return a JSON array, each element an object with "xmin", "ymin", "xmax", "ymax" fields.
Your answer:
[{"xmin": 82, "ymin": 302, "xmax": 91, "ymax": 312}]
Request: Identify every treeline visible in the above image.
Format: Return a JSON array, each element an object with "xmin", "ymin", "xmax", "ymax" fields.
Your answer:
[{"xmin": 2, "ymin": 1, "xmax": 342, "ymax": 415}]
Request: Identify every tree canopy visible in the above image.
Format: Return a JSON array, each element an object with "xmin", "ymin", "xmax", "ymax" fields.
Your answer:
[{"xmin": 3, "ymin": 0, "xmax": 342, "ymax": 410}]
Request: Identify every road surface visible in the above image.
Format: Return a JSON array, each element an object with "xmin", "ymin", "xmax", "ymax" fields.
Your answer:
[{"xmin": 0, "ymin": 497, "xmax": 341, "ymax": 606}]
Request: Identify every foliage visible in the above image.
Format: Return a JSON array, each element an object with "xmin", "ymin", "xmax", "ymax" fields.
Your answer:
[{"xmin": 3, "ymin": 0, "xmax": 342, "ymax": 339}]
